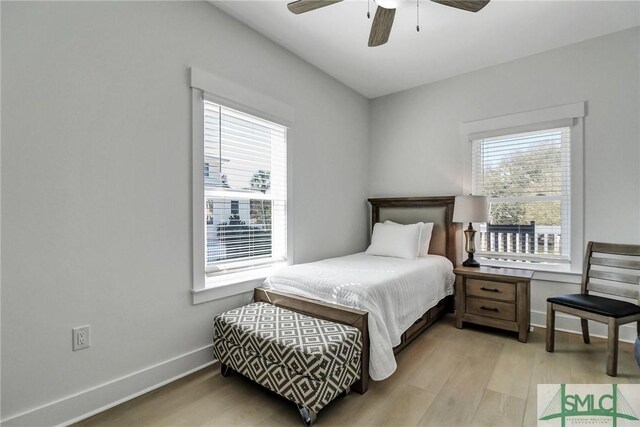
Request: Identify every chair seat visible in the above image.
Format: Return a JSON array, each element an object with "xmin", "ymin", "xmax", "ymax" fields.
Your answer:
[{"xmin": 548, "ymin": 294, "xmax": 640, "ymax": 318}]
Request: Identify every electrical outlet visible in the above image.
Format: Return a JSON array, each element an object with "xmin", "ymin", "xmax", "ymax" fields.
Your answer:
[{"xmin": 72, "ymin": 325, "xmax": 91, "ymax": 351}]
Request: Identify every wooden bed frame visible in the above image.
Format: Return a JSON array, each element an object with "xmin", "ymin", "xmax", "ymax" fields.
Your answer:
[{"xmin": 254, "ymin": 196, "xmax": 457, "ymax": 395}]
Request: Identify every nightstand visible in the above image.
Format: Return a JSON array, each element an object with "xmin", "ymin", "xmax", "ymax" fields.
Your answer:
[{"xmin": 454, "ymin": 266, "xmax": 534, "ymax": 342}]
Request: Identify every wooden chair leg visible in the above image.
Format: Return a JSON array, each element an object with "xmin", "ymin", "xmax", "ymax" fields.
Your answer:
[
  {"xmin": 546, "ymin": 301, "xmax": 555, "ymax": 352},
  {"xmin": 606, "ymin": 318, "xmax": 619, "ymax": 377},
  {"xmin": 581, "ymin": 318, "xmax": 590, "ymax": 344}
]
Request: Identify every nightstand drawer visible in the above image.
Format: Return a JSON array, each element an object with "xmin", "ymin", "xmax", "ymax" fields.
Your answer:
[
  {"xmin": 466, "ymin": 297, "xmax": 516, "ymax": 322},
  {"xmin": 466, "ymin": 279, "xmax": 516, "ymax": 302},
  {"xmin": 455, "ymin": 265, "xmax": 533, "ymax": 342}
]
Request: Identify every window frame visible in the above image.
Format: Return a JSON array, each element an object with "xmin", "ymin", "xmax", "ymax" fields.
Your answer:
[
  {"xmin": 190, "ymin": 67, "xmax": 293, "ymax": 304},
  {"xmin": 461, "ymin": 102, "xmax": 585, "ymax": 275},
  {"xmin": 472, "ymin": 126, "xmax": 572, "ymax": 264}
]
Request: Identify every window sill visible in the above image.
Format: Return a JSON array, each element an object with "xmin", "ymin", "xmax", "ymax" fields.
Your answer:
[
  {"xmin": 478, "ymin": 259, "xmax": 582, "ymax": 284},
  {"xmin": 191, "ymin": 267, "xmax": 272, "ymax": 304}
]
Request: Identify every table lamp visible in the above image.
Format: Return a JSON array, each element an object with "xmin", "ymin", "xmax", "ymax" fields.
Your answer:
[{"xmin": 453, "ymin": 195, "xmax": 489, "ymax": 267}]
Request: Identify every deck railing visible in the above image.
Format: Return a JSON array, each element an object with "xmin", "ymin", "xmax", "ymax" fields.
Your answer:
[{"xmin": 478, "ymin": 223, "xmax": 562, "ymax": 257}]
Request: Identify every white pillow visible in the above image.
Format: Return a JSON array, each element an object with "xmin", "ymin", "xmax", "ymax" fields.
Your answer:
[
  {"xmin": 385, "ymin": 220, "xmax": 434, "ymax": 257},
  {"xmin": 366, "ymin": 222, "xmax": 423, "ymax": 260}
]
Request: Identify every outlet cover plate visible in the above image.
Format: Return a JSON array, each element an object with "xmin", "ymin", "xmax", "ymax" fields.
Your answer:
[{"xmin": 72, "ymin": 325, "xmax": 91, "ymax": 351}]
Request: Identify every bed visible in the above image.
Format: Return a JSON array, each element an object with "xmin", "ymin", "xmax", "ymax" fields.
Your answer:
[{"xmin": 254, "ymin": 196, "xmax": 457, "ymax": 394}]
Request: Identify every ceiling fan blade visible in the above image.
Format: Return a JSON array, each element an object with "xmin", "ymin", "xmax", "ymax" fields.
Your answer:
[
  {"xmin": 287, "ymin": 0, "xmax": 342, "ymax": 15},
  {"xmin": 430, "ymin": 0, "xmax": 490, "ymax": 13},
  {"xmin": 368, "ymin": 6, "xmax": 396, "ymax": 47}
]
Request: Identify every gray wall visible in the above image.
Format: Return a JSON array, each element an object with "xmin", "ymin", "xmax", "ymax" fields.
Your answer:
[
  {"xmin": 1, "ymin": 1, "xmax": 370, "ymax": 423},
  {"xmin": 370, "ymin": 27, "xmax": 640, "ymax": 339}
]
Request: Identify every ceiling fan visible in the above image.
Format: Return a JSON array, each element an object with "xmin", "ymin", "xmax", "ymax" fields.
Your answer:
[{"xmin": 286, "ymin": 0, "xmax": 490, "ymax": 47}]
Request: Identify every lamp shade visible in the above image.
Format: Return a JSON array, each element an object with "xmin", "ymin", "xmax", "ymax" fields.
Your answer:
[{"xmin": 453, "ymin": 195, "xmax": 489, "ymax": 223}]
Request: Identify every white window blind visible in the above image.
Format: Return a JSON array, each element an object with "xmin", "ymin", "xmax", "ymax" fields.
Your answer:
[
  {"xmin": 472, "ymin": 126, "xmax": 571, "ymax": 264},
  {"xmin": 203, "ymin": 99, "xmax": 287, "ymax": 275}
]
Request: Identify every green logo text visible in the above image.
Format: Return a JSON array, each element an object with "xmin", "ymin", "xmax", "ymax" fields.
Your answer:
[{"xmin": 539, "ymin": 384, "xmax": 638, "ymax": 427}]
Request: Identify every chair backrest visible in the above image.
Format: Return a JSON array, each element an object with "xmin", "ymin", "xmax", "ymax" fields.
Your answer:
[{"xmin": 582, "ymin": 241, "xmax": 640, "ymax": 304}]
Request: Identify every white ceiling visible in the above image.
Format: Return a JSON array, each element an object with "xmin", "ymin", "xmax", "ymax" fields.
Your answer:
[{"xmin": 212, "ymin": 1, "xmax": 640, "ymax": 98}]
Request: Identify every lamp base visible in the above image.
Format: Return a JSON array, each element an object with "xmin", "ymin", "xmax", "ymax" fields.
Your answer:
[{"xmin": 462, "ymin": 253, "xmax": 480, "ymax": 268}]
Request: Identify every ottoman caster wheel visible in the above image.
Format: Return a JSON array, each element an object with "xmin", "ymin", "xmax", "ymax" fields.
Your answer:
[
  {"xmin": 339, "ymin": 387, "xmax": 351, "ymax": 398},
  {"xmin": 296, "ymin": 404, "xmax": 317, "ymax": 426},
  {"xmin": 220, "ymin": 363, "xmax": 232, "ymax": 377}
]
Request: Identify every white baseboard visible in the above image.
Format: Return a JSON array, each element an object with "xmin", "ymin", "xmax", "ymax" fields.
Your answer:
[
  {"xmin": 531, "ymin": 310, "xmax": 637, "ymax": 343},
  {"xmin": 1, "ymin": 345, "xmax": 216, "ymax": 427}
]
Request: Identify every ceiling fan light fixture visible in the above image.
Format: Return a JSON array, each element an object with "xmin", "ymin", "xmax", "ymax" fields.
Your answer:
[
  {"xmin": 287, "ymin": 0, "xmax": 491, "ymax": 47},
  {"xmin": 375, "ymin": 0, "xmax": 401, "ymax": 9}
]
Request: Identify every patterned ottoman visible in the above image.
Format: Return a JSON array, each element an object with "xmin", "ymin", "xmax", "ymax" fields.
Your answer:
[{"xmin": 213, "ymin": 302, "xmax": 362, "ymax": 425}]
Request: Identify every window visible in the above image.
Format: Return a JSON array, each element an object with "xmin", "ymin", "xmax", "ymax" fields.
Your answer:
[
  {"xmin": 202, "ymin": 100, "xmax": 287, "ymax": 277},
  {"xmin": 472, "ymin": 126, "xmax": 571, "ymax": 265},
  {"xmin": 462, "ymin": 102, "xmax": 584, "ymax": 274},
  {"xmin": 190, "ymin": 67, "xmax": 293, "ymax": 303}
]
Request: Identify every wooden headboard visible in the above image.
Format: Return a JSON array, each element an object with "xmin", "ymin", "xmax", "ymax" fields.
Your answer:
[{"xmin": 368, "ymin": 196, "xmax": 457, "ymax": 266}]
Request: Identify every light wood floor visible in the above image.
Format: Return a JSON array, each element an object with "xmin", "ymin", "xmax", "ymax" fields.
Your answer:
[{"xmin": 77, "ymin": 316, "xmax": 639, "ymax": 427}]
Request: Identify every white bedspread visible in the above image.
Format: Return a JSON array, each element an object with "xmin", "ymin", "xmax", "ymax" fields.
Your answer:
[{"xmin": 264, "ymin": 253, "xmax": 455, "ymax": 380}]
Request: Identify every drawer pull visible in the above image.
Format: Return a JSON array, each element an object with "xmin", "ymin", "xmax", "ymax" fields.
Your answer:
[
  {"xmin": 480, "ymin": 287, "xmax": 500, "ymax": 293},
  {"xmin": 481, "ymin": 306, "xmax": 499, "ymax": 312}
]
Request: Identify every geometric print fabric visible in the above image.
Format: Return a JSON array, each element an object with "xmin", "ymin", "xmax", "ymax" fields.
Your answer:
[
  {"xmin": 213, "ymin": 338, "xmax": 360, "ymax": 413},
  {"xmin": 214, "ymin": 302, "xmax": 362, "ymax": 382},
  {"xmin": 213, "ymin": 302, "xmax": 362, "ymax": 413}
]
